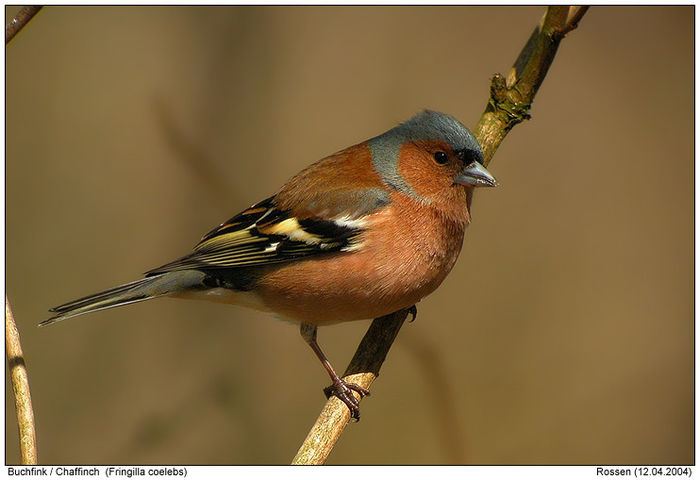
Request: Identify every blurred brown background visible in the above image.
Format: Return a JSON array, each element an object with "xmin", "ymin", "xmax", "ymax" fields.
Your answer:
[{"xmin": 5, "ymin": 6, "xmax": 693, "ymax": 465}]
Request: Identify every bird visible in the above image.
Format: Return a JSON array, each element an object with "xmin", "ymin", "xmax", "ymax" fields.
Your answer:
[{"xmin": 42, "ymin": 110, "xmax": 497, "ymax": 419}]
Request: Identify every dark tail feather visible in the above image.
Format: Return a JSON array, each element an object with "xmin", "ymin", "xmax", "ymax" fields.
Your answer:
[{"xmin": 41, "ymin": 270, "xmax": 207, "ymax": 327}]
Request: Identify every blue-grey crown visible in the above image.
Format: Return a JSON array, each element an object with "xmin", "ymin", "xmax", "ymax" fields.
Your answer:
[
  {"xmin": 392, "ymin": 110, "xmax": 481, "ymax": 156},
  {"xmin": 367, "ymin": 110, "xmax": 483, "ymax": 198}
]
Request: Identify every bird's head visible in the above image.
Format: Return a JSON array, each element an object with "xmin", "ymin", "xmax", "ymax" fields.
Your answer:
[{"xmin": 367, "ymin": 110, "xmax": 498, "ymax": 205}]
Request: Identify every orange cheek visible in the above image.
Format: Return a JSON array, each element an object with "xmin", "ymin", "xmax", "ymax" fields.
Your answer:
[{"xmin": 396, "ymin": 142, "xmax": 454, "ymax": 199}]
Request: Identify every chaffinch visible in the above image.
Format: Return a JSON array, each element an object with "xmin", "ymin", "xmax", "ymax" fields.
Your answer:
[{"xmin": 43, "ymin": 110, "xmax": 497, "ymax": 419}]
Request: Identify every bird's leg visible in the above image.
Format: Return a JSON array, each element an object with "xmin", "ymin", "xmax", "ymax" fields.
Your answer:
[{"xmin": 300, "ymin": 323, "xmax": 370, "ymax": 421}]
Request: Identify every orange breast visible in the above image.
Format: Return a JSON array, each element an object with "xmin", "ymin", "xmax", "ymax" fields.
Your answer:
[{"xmin": 253, "ymin": 193, "xmax": 470, "ymax": 325}]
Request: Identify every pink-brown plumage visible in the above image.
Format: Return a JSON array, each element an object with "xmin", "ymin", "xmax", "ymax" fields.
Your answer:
[
  {"xmin": 252, "ymin": 135, "xmax": 477, "ymax": 324},
  {"xmin": 44, "ymin": 110, "xmax": 498, "ymax": 419},
  {"xmin": 255, "ymin": 191, "xmax": 470, "ymax": 324}
]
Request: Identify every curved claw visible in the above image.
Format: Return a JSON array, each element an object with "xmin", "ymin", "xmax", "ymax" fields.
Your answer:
[
  {"xmin": 323, "ymin": 379, "xmax": 371, "ymax": 421},
  {"xmin": 407, "ymin": 305, "xmax": 418, "ymax": 322}
]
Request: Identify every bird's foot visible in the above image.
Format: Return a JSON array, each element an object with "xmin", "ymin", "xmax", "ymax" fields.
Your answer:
[
  {"xmin": 407, "ymin": 305, "xmax": 418, "ymax": 322},
  {"xmin": 323, "ymin": 379, "xmax": 370, "ymax": 421}
]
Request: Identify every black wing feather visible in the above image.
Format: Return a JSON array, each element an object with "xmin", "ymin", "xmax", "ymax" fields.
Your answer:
[{"xmin": 145, "ymin": 197, "xmax": 363, "ymax": 276}]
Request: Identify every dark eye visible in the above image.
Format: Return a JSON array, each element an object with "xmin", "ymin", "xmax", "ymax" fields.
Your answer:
[{"xmin": 433, "ymin": 151, "xmax": 449, "ymax": 165}]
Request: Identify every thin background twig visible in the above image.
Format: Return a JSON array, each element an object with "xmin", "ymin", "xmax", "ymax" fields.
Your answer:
[
  {"xmin": 6, "ymin": 296, "xmax": 38, "ymax": 465},
  {"xmin": 6, "ymin": 4, "xmax": 43, "ymax": 465},
  {"xmin": 292, "ymin": 5, "xmax": 589, "ymax": 465},
  {"xmin": 5, "ymin": 5, "xmax": 43, "ymax": 45}
]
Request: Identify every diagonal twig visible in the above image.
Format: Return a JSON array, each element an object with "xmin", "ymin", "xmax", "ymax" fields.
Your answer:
[
  {"xmin": 563, "ymin": 6, "xmax": 590, "ymax": 37},
  {"xmin": 6, "ymin": 296, "xmax": 38, "ymax": 465},
  {"xmin": 292, "ymin": 5, "xmax": 589, "ymax": 465},
  {"xmin": 476, "ymin": 5, "xmax": 588, "ymax": 165},
  {"xmin": 6, "ymin": 6, "xmax": 43, "ymax": 45},
  {"xmin": 292, "ymin": 310, "xmax": 407, "ymax": 465}
]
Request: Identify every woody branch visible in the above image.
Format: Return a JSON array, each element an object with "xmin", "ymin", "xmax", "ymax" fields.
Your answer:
[
  {"xmin": 6, "ymin": 297, "xmax": 38, "ymax": 465},
  {"xmin": 292, "ymin": 5, "xmax": 589, "ymax": 465},
  {"xmin": 6, "ymin": 5, "xmax": 43, "ymax": 45}
]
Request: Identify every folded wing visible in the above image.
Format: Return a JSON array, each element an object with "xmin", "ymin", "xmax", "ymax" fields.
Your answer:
[{"xmin": 145, "ymin": 190, "xmax": 386, "ymax": 275}]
